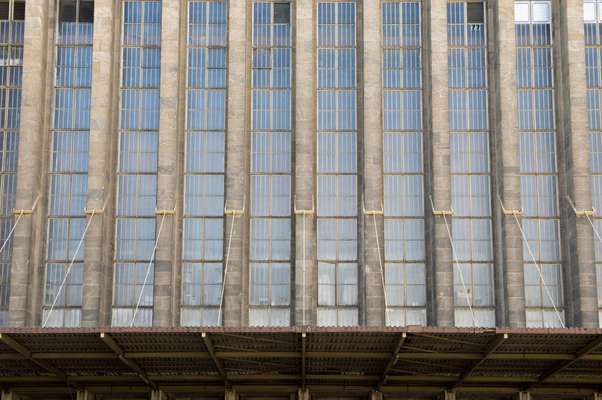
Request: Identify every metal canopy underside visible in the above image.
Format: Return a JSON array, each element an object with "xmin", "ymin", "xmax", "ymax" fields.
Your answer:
[{"xmin": 0, "ymin": 326, "xmax": 601, "ymax": 397}]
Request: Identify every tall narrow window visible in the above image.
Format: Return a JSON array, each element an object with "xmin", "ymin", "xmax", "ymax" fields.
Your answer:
[
  {"xmin": 181, "ymin": 0, "xmax": 227, "ymax": 327},
  {"xmin": 112, "ymin": 0, "xmax": 161, "ymax": 327},
  {"xmin": 317, "ymin": 2, "xmax": 358, "ymax": 327},
  {"xmin": 249, "ymin": 1, "xmax": 292, "ymax": 327},
  {"xmin": 381, "ymin": 1, "xmax": 426, "ymax": 327},
  {"xmin": 0, "ymin": 0, "xmax": 23, "ymax": 326},
  {"xmin": 42, "ymin": 0, "xmax": 93, "ymax": 327},
  {"xmin": 447, "ymin": 1, "xmax": 494, "ymax": 327},
  {"xmin": 515, "ymin": 1, "xmax": 564, "ymax": 328},
  {"xmin": 584, "ymin": 0, "xmax": 602, "ymax": 327}
]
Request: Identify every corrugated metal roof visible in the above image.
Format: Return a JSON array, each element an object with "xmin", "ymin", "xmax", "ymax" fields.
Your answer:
[{"xmin": 0, "ymin": 327, "xmax": 600, "ymax": 398}]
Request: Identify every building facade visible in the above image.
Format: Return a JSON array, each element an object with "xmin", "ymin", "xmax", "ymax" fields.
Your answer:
[{"xmin": 0, "ymin": 0, "xmax": 600, "ymax": 331}]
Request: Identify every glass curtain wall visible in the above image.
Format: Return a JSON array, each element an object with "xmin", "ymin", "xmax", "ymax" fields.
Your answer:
[
  {"xmin": 181, "ymin": 0, "xmax": 227, "ymax": 327},
  {"xmin": 0, "ymin": 0, "xmax": 22, "ymax": 326},
  {"xmin": 584, "ymin": 0, "xmax": 602, "ymax": 327},
  {"xmin": 447, "ymin": 1, "xmax": 494, "ymax": 327},
  {"xmin": 112, "ymin": 0, "xmax": 161, "ymax": 327},
  {"xmin": 316, "ymin": 1, "xmax": 359, "ymax": 327},
  {"xmin": 42, "ymin": 0, "xmax": 93, "ymax": 328},
  {"xmin": 515, "ymin": 1, "xmax": 564, "ymax": 328},
  {"xmin": 249, "ymin": 1, "xmax": 292, "ymax": 327},
  {"xmin": 381, "ymin": 1, "xmax": 426, "ymax": 327}
]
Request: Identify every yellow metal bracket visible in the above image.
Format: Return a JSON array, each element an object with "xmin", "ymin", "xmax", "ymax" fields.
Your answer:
[
  {"xmin": 566, "ymin": 196, "xmax": 596, "ymax": 218},
  {"xmin": 429, "ymin": 196, "xmax": 453, "ymax": 217},
  {"xmin": 224, "ymin": 196, "xmax": 246, "ymax": 216},
  {"xmin": 498, "ymin": 195, "xmax": 523, "ymax": 216},
  {"xmin": 155, "ymin": 207, "xmax": 176, "ymax": 216},
  {"xmin": 294, "ymin": 195, "xmax": 315, "ymax": 216},
  {"xmin": 362, "ymin": 197, "xmax": 384, "ymax": 216},
  {"xmin": 12, "ymin": 194, "xmax": 42, "ymax": 216}
]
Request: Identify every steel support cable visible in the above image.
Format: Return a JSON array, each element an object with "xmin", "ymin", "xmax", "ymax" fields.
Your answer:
[
  {"xmin": 583, "ymin": 212, "xmax": 602, "ymax": 250},
  {"xmin": 371, "ymin": 212, "xmax": 390, "ymax": 323},
  {"xmin": 0, "ymin": 211, "xmax": 23, "ymax": 256},
  {"xmin": 130, "ymin": 212, "xmax": 168, "ymax": 327},
  {"xmin": 43, "ymin": 209, "xmax": 96, "ymax": 327},
  {"xmin": 510, "ymin": 212, "xmax": 566, "ymax": 328},
  {"xmin": 0, "ymin": 194, "xmax": 42, "ymax": 256},
  {"xmin": 217, "ymin": 210, "xmax": 239, "ymax": 326},
  {"xmin": 440, "ymin": 212, "xmax": 478, "ymax": 328}
]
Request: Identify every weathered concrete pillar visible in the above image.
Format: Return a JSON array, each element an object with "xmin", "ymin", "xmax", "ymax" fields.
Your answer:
[
  {"xmin": 8, "ymin": 0, "xmax": 51, "ymax": 327},
  {"xmin": 564, "ymin": 0, "xmax": 599, "ymax": 328},
  {"xmin": 362, "ymin": 0, "xmax": 385, "ymax": 327},
  {"xmin": 488, "ymin": 0, "xmax": 507, "ymax": 328},
  {"xmin": 1, "ymin": 391, "xmax": 19, "ymax": 400},
  {"xmin": 76, "ymin": 390, "xmax": 95, "ymax": 400},
  {"xmin": 150, "ymin": 390, "xmax": 167, "ymax": 400},
  {"xmin": 370, "ymin": 390, "xmax": 383, "ymax": 400},
  {"xmin": 297, "ymin": 388, "xmax": 310, "ymax": 400},
  {"xmin": 82, "ymin": 0, "xmax": 116, "ymax": 328},
  {"xmin": 294, "ymin": 0, "xmax": 316, "ymax": 326},
  {"xmin": 441, "ymin": 390, "xmax": 455, "ymax": 400},
  {"xmin": 430, "ymin": 0, "xmax": 453, "ymax": 327},
  {"xmin": 516, "ymin": 392, "xmax": 531, "ymax": 400},
  {"xmin": 498, "ymin": 0, "xmax": 526, "ymax": 328},
  {"xmin": 153, "ymin": 0, "xmax": 182, "ymax": 328},
  {"xmin": 223, "ymin": 0, "xmax": 248, "ymax": 326}
]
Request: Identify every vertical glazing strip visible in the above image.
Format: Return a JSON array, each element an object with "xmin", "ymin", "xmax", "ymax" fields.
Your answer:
[
  {"xmin": 8, "ymin": 0, "xmax": 48, "ymax": 327},
  {"xmin": 181, "ymin": 0, "xmax": 227, "ymax": 327},
  {"xmin": 514, "ymin": 1, "xmax": 564, "ymax": 328},
  {"xmin": 112, "ymin": 0, "xmax": 162, "ymax": 327},
  {"xmin": 42, "ymin": 0, "xmax": 93, "ymax": 328},
  {"xmin": 316, "ymin": 1, "xmax": 359, "ymax": 327},
  {"xmin": 249, "ymin": 1, "xmax": 293, "ymax": 327},
  {"xmin": 381, "ymin": 1, "xmax": 427, "ymax": 327},
  {"xmin": 447, "ymin": 1, "xmax": 495, "ymax": 328},
  {"xmin": 0, "ymin": 0, "xmax": 23, "ymax": 326}
]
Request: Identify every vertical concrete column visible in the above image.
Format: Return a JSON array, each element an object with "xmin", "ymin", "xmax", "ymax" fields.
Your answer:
[
  {"xmin": 83, "ymin": 0, "xmax": 116, "ymax": 328},
  {"xmin": 441, "ymin": 391, "xmax": 455, "ymax": 400},
  {"xmin": 297, "ymin": 389, "xmax": 310, "ymax": 400},
  {"xmin": 7, "ymin": 0, "xmax": 51, "ymax": 327},
  {"xmin": 1, "ymin": 392, "xmax": 19, "ymax": 400},
  {"xmin": 224, "ymin": 0, "xmax": 247, "ymax": 326},
  {"xmin": 516, "ymin": 392, "xmax": 531, "ymax": 400},
  {"xmin": 498, "ymin": 0, "xmax": 526, "ymax": 327},
  {"xmin": 362, "ymin": 0, "xmax": 385, "ymax": 327},
  {"xmin": 430, "ymin": 0, "xmax": 453, "ymax": 326},
  {"xmin": 76, "ymin": 390, "xmax": 95, "ymax": 400},
  {"xmin": 487, "ymin": 0, "xmax": 507, "ymax": 327},
  {"xmin": 370, "ymin": 390, "xmax": 383, "ymax": 400},
  {"xmin": 150, "ymin": 390, "xmax": 167, "ymax": 400},
  {"xmin": 153, "ymin": 0, "xmax": 182, "ymax": 328},
  {"xmin": 294, "ymin": 0, "xmax": 316, "ymax": 325},
  {"xmin": 564, "ymin": 0, "xmax": 598, "ymax": 327}
]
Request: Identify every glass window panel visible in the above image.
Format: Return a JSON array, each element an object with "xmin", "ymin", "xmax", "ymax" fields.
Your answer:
[
  {"xmin": 381, "ymin": 1, "xmax": 424, "ymax": 326},
  {"xmin": 515, "ymin": 0, "xmax": 563, "ymax": 327},
  {"xmin": 114, "ymin": 0, "xmax": 161, "ymax": 327},
  {"xmin": 44, "ymin": 0, "xmax": 93, "ymax": 327}
]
